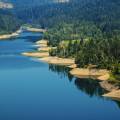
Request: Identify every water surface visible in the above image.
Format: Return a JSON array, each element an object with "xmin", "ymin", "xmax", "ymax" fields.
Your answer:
[{"xmin": 0, "ymin": 31, "xmax": 120, "ymax": 120}]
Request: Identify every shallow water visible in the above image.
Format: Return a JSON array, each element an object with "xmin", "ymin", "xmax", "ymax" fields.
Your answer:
[{"xmin": 0, "ymin": 31, "xmax": 120, "ymax": 120}]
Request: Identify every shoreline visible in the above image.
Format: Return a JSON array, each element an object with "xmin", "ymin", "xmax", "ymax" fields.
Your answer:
[
  {"xmin": 70, "ymin": 68, "xmax": 110, "ymax": 81},
  {"xmin": 103, "ymin": 90, "xmax": 120, "ymax": 101},
  {"xmin": 0, "ymin": 26, "xmax": 46, "ymax": 40},
  {"xmin": 22, "ymin": 39, "xmax": 120, "ymax": 100},
  {"xmin": 22, "ymin": 40, "xmax": 75, "ymax": 66},
  {"xmin": 39, "ymin": 56, "xmax": 75, "ymax": 66},
  {"xmin": 23, "ymin": 39, "xmax": 110, "ymax": 81},
  {"xmin": 0, "ymin": 29, "xmax": 22, "ymax": 40}
]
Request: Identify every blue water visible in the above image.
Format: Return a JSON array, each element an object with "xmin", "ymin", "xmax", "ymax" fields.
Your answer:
[{"xmin": 0, "ymin": 31, "xmax": 120, "ymax": 120}]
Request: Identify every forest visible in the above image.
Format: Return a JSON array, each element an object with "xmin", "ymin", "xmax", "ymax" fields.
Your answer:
[
  {"xmin": 42, "ymin": 0, "xmax": 120, "ymax": 81},
  {"xmin": 0, "ymin": 9, "xmax": 21, "ymax": 34}
]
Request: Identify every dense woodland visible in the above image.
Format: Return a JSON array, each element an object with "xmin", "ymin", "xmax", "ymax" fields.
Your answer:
[
  {"xmin": 42, "ymin": 0, "xmax": 120, "ymax": 81},
  {"xmin": 0, "ymin": 9, "xmax": 21, "ymax": 34},
  {"xmin": 15, "ymin": 0, "xmax": 120, "ymax": 29}
]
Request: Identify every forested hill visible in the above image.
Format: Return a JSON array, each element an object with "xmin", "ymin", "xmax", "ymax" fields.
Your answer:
[
  {"xmin": 0, "ymin": 9, "xmax": 21, "ymax": 34},
  {"xmin": 1, "ymin": 0, "xmax": 120, "ymax": 33},
  {"xmin": 16, "ymin": 0, "xmax": 120, "ymax": 31}
]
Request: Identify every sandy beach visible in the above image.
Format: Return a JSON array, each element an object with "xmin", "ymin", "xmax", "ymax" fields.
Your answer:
[
  {"xmin": 26, "ymin": 27, "xmax": 46, "ymax": 33},
  {"xmin": 22, "ymin": 40, "xmax": 49, "ymax": 57},
  {"xmin": 39, "ymin": 57, "xmax": 75, "ymax": 65},
  {"xmin": 22, "ymin": 52, "xmax": 49, "ymax": 58},
  {"xmin": 103, "ymin": 90, "xmax": 120, "ymax": 101},
  {"xmin": 35, "ymin": 40, "xmax": 48, "ymax": 47},
  {"xmin": 0, "ymin": 29, "xmax": 22, "ymax": 40},
  {"xmin": 36, "ymin": 40, "xmax": 48, "ymax": 44},
  {"xmin": 70, "ymin": 68, "xmax": 110, "ymax": 81}
]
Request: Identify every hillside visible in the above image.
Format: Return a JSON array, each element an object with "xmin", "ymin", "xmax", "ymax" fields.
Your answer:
[
  {"xmin": 15, "ymin": 0, "xmax": 120, "ymax": 32},
  {"xmin": 0, "ymin": 9, "xmax": 21, "ymax": 34}
]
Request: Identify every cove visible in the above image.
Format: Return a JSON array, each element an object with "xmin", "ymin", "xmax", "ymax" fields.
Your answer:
[{"xmin": 0, "ymin": 31, "xmax": 120, "ymax": 120}]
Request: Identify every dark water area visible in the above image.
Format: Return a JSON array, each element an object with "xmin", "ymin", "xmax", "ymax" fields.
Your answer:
[{"xmin": 0, "ymin": 31, "xmax": 120, "ymax": 120}]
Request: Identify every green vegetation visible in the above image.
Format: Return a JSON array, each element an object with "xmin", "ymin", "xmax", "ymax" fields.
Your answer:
[
  {"xmin": 16, "ymin": 0, "xmax": 120, "ymax": 29},
  {"xmin": 0, "ymin": 9, "xmax": 21, "ymax": 34},
  {"xmin": 43, "ymin": 0, "xmax": 120, "ymax": 81},
  {"xmin": 44, "ymin": 22, "xmax": 120, "ymax": 73}
]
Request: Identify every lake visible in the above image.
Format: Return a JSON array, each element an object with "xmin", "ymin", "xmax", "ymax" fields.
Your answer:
[{"xmin": 0, "ymin": 31, "xmax": 120, "ymax": 120}]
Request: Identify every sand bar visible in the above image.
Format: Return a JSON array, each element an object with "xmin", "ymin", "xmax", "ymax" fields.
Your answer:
[
  {"xmin": 36, "ymin": 40, "xmax": 48, "ymax": 44},
  {"xmin": 22, "ymin": 52, "xmax": 49, "ymax": 58},
  {"xmin": 68, "ymin": 64, "xmax": 77, "ymax": 69},
  {"xmin": 35, "ymin": 40, "xmax": 48, "ymax": 47}
]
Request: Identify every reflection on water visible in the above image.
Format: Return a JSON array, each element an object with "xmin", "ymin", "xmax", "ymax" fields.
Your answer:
[
  {"xmin": 17, "ymin": 31, "xmax": 42, "ymax": 42},
  {"xmin": 115, "ymin": 101, "xmax": 120, "ymax": 108},
  {"xmin": 0, "ymin": 31, "xmax": 44, "ymax": 70},
  {"xmin": 49, "ymin": 64, "xmax": 106, "ymax": 97},
  {"xmin": 49, "ymin": 64, "xmax": 120, "ymax": 108},
  {"xmin": 74, "ymin": 78, "xmax": 120, "ymax": 109},
  {"xmin": 49, "ymin": 64, "xmax": 74, "ymax": 81},
  {"xmin": 17, "ymin": 33, "xmax": 43, "ymax": 43},
  {"xmin": 74, "ymin": 78, "xmax": 107, "ymax": 98}
]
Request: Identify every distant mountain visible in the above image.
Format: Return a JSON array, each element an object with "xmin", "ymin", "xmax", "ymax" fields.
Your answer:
[{"xmin": 0, "ymin": 1, "xmax": 13, "ymax": 9}]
